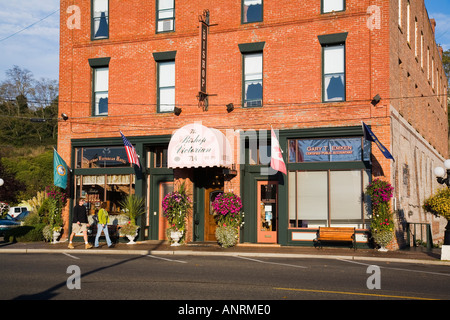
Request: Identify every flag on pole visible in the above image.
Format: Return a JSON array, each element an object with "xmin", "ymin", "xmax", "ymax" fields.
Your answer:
[
  {"xmin": 270, "ymin": 127, "xmax": 287, "ymax": 175},
  {"xmin": 53, "ymin": 148, "xmax": 68, "ymax": 189},
  {"xmin": 362, "ymin": 122, "xmax": 394, "ymax": 161},
  {"xmin": 120, "ymin": 131, "xmax": 140, "ymax": 168}
]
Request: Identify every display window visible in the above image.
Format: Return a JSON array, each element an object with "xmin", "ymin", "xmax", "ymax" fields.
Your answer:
[{"xmin": 75, "ymin": 174, "xmax": 135, "ymax": 216}]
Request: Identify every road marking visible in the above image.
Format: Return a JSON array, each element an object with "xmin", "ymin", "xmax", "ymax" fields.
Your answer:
[
  {"xmin": 63, "ymin": 252, "xmax": 80, "ymax": 260},
  {"xmin": 235, "ymin": 256, "xmax": 307, "ymax": 269},
  {"xmin": 146, "ymin": 255, "xmax": 187, "ymax": 264},
  {"xmin": 337, "ymin": 258, "xmax": 450, "ymax": 277},
  {"xmin": 273, "ymin": 287, "xmax": 438, "ymax": 300}
]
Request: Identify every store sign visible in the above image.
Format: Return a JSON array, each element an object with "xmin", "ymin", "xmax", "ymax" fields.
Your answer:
[
  {"xmin": 168, "ymin": 123, "xmax": 233, "ymax": 168},
  {"xmin": 76, "ymin": 147, "xmax": 130, "ymax": 168},
  {"xmin": 289, "ymin": 138, "xmax": 368, "ymax": 162},
  {"xmin": 199, "ymin": 20, "xmax": 208, "ymax": 95}
]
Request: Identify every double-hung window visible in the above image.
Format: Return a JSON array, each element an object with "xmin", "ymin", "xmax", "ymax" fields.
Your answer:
[
  {"xmin": 243, "ymin": 53, "xmax": 263, "ymax": 107},
  {"xmin": 158, "ymin": 61, "xmax": 175, "ymax": 112},
  {"xmin": 153, "ymin": 51, "xmax": 176, "ymax": 113},
  {"xmin": 157, "ymin": 0, "xmax": 175, "ymax": 33},
  {"xmin": 93, "ymin": 67, "xmax": 109, "ymax": 116},
  {"xmin": 239, "ymin": 42, "xmax": 265, "ymax": 108},
  {"xmin": 319, "ymin": 33, "xmax": 347, "ymax": 102},
  {"xmin": 322, "ymin": 0, "xmax": 345, "ymax": 13},
  {"xmin": 89, "ymin": 57, "xmax": 110, "ymax": 116},
  {"xmin": 242, "ymin": 0, "xmax": 263, "ymax": 23},
  {"xmin": 92, "ymin": 0, "xmax": 109, "ymax": 39}
]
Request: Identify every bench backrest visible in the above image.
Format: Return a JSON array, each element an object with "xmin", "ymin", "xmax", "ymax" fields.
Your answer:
[{"xmin": 318, "ymin": 227, "xmax": 355, "ymax": 240}]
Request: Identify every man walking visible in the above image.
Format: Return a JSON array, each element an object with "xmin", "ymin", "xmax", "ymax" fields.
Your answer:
[{"xmin": 68, "ymin": 198, "xmax": 93, "ymax": 249}]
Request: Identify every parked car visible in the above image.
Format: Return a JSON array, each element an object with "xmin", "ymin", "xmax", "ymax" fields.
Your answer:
[
  {"xmin": 0, "ymin": 214, "xmax": 21, "ymax": 236},
  {"xmin": 8, "ymin": 206, "xmax": 28, "ymax": 219},
  {"xmin": 13, "ymin": 211, "xmax": 30, "ymax": 221}
]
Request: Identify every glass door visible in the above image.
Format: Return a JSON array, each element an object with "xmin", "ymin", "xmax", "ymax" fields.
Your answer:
[{"xmin": 257, "ymin": 181, "xmax": 278, "ymax": 243}]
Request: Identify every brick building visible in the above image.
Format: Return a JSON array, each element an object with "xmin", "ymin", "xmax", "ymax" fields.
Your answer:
[{"xmin": 59, "ymin": 0, "xmax": 448, "ymax": 248}]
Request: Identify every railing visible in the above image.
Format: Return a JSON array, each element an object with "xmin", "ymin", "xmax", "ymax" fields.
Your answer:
[{"xmin": 405, "ymin": 222, "xmax": 433, "ymax": 251}]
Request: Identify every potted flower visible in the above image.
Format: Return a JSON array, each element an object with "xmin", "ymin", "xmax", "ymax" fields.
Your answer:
[
  {"xmin": 41, "ymin": 186, "xmax": 66, "ymax": 243},
  {"xmin": 211, "ymin": 192, "xmax": 243, "ymax": 248},
  {"xmin": 119, "ymin": 221, "xmax": 140, "ymax": 244},
  {"xmin": 118, "ymin": 194, "xmax": 145, "ymax": 244},
  {"xmin": 366, "ymin": 179, "xmax": 394, "ymax": 251},
  {"xmin": 162, "ymin": 182, "xmax": 191, "ymax": 246}
]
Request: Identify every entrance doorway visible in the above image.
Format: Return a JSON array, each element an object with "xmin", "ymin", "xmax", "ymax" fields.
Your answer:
[
  {"xmin": 204, "ymin": 188, "xmax": 223, "ymax": 241},
  {"xmin": 257, "ymin": 181, "xmax": 278, "ymax": 243}
]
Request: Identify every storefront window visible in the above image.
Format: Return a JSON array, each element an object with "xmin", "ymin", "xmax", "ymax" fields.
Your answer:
[
  {"xmin": 75, "ymin": 147, "xmax": 132, "ymax": 168},
  {"xmin": 288, "ymin": 170, "xmax": 371, "ymax": 228},
  {"xmin": 75, "ymin": 174, "xmax": 135, "ymax": 216}
]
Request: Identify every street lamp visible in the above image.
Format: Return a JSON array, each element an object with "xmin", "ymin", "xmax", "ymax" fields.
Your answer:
[
  {"xmin": 0, "ymin": 178, "xmax": 3, "ymax": 186},
  {"xmin": 433, "ymin": 159, "xmax": 450, "ymax": 187}
]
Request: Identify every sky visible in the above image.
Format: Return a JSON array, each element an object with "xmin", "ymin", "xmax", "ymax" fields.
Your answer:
[{"xmin": 0, "ymin": 0, "xmax": 449, "ymax": 83}]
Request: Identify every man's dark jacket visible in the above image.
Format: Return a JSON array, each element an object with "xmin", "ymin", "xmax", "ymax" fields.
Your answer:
[{"xmin": 72, "ymin": 204, "xmax": 89, "ymax": 223}]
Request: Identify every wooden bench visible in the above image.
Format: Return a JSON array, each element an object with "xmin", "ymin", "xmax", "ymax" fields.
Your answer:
[{"xmin": 314, "ymin": 227, "xmax": 356, "ymax": 250}]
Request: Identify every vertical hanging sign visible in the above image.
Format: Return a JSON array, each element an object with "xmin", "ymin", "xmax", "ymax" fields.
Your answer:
[{"xmin": 198, "ymin": 10, "xmax": 209, "ymax": 110}]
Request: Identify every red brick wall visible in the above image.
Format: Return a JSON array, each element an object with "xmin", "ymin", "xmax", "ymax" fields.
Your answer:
[{"xmin": 59, "ymin": 0, "xmax": 397, "ymax": 156}]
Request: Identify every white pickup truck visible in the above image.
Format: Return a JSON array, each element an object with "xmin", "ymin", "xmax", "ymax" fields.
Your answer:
[{"xmin": 8, "ymin": 206, "xmax": 29, "ymax": 218}]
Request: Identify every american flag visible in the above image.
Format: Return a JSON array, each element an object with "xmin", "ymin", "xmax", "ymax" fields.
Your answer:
[{"xmin": 120, "ymin": 131, "xmax": 140, "ymax": 168}]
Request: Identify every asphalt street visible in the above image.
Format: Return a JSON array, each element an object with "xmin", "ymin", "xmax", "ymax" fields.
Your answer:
[{"xmin": 1, "ymin": 252, "xmax": 449, "ymax": 302}]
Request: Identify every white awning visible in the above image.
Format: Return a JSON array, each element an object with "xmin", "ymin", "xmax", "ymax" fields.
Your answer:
[{"xmin": 168, "ymin": 123, "xmax": 233, "ymax": 169}]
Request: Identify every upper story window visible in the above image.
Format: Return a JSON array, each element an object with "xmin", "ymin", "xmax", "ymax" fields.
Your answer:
[
  {"xmin": 239, "ymin": 42, "xmax": 265, "ymax": 107},
  {"xmin": 322, "ymin": 0, "xmax": 345, "ymax": 14},
  {"xmin": 92, "ymin": 0, "xmax": 109, "ymax": 40},
  {"xmin": 93, "ymin": 67, "xmax": 109, "ymax": 116},
  {"xmin": 158, "ymin": 61, "xmax": 175, "ymax": 113},
  {"xmin": 323, "ymin": 44, "xmax": 345, "ymax": 102},
  {"xmin": 157, "ymin": 0, "xmax": 175, "ymax": 33},
  {"xmin": 318, "ymin": 33, "xmax": 347, "ymax": 102},
  {"xmin": 243, "ymin": 53, "xmax": 263, "ymax": 107},
  {"xmin": 242, "ymin": 0, "xmax": 263, "ymax": 23}
]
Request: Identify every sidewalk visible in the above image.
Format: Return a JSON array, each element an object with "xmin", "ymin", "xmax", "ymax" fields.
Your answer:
[{"xmin": 1, "ymin": 239, "xmax": 449, "ymax": 265}]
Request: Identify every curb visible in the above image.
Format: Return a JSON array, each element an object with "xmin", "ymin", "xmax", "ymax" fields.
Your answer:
[{"xmin": 1, "ymin": 248, "xmax": 449, "ymax": 266}]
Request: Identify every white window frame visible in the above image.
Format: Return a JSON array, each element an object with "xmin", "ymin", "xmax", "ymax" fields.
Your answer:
[
  {"xmin": 157, "ymin": 0, "xmax": 175, "ymax": 33},
  {"xmin": 157, "ymin": 61, "xmax": 175, "ymax": 113}
]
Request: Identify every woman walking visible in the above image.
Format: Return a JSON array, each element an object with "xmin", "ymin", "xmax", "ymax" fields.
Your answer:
[{"xmin": 94, "ymin": 202, "xmax": 114, "ymax": 248}]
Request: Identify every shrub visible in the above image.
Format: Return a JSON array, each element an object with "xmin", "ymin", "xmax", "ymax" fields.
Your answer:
[
  {"xmin": 423, "ymin": 187, "xmax": 450, "ymax": 220},
  {"xmin": 4, "ymin": 224, "xmax": 45, "ymax": 242}
]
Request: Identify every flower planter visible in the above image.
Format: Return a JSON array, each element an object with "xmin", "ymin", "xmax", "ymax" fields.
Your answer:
[
  {"xmin": 170, "ymin": 230, "xmax": 183, "ymax": 246},
  {"xmin": 52, "ymin": 231, "xmax": 61, "ymax": 244},
  {"xmin": 126, "ymin": 233, "xmax": 137, "ymax": 245}
]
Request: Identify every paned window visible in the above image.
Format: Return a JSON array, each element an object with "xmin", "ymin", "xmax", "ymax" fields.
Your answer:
[
  {"xmin": 158, "ymin": 61, "xmax": 175, "ymax": 112},
  {"xmin": 243, "ymin": 0, "xmax": 262, "ymax": 23},
  {"xmin": 322, "ymin": 0, "xmax": 344, "ymax": 13},
  {"xmin": 92, "ymin": 0, "xmax": 109, "ymax": 39},
  {"xmin": 93, "ymin": 67, "xmax": 109, "ymax": 116},
  {"xmin": 323, "ymin": 44, "xmax": 345, "ymax": 102},
  {"xmin": 288, "ymin": 170, "xmax": 371, "ymax": 228},
  {"xmin": 243, "ymin": 53, "xmax": 263, "ymax": 107},
  {"xmin": 157, "ymin": 0, "xmax": 175, "ymax": 32}
]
